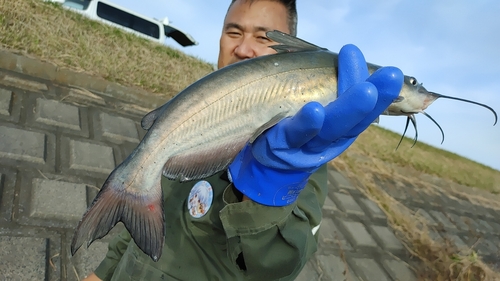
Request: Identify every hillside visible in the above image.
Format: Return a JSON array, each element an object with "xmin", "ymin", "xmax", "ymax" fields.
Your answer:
[{"xmin": 3, "ymin": 0, "xmax": 498, "ymax": 193}]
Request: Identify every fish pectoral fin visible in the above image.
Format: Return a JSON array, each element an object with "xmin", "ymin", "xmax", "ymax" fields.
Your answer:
[
  {"xmin": 249, "ymin": 112, "xmax": 288, "ymax": 143},
  {"xmin": 393, "ymin": 96, "xmax": 405, "ymax": 103},
  {"xmin": 71, "ymin": 175, "xmax": 165, "ymax": 262},
  {"xmin": 266, "ymin": 30, "xmax": 325, "ymax": 53},
  {"xmin": 162, "ymin": 113, "xmax": 288, "ymax": 182},
  {"xmin": 141, "ymin": 100, "xmax": 172, "ymax": 130},
  {"xmin": 163, "ymin": 137, "xmax": 250, "ymax": 182}
]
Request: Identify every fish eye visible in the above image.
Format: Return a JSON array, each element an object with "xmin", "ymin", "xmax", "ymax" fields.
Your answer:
[{"xmin": 409, "ymin": 77, "xmax": 418, "ymax": 86}]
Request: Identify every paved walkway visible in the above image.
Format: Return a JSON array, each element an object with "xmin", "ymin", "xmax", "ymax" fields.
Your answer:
[{"xmin": 0, "ymin": 50, "xmax": 499, "ymax": 280}]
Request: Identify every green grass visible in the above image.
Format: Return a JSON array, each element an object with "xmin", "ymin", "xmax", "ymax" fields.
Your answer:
[
  {"xmin": 348, "ymin": 126, "xmax": 500, "ymax": 192},
  {"xmin": 0, "ymin": 0, "xmax": 214, "ymax": 99}
]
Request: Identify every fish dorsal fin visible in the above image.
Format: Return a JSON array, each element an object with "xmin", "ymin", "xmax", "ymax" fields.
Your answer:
[
  {"xmin": 162, "ymin": 113, "xmax": 288, "ymax": 182},
  {"xmin": 266, "ymin": 30, "xmax": 325, "ymax": 53},
  {"xmin": 141, "ymin": 100, "xmax": 172, "ymax": 130}
]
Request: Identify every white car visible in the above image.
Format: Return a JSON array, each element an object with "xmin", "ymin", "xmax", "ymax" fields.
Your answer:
[{"xmin": 47, "ymin": 0, "xmax": 198, "ymax": 47}]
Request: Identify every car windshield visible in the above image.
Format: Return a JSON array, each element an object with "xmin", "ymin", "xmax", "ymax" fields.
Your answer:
[{"xmin": 62, "ymin": 0, "xmax": 91, "ymax": 10}]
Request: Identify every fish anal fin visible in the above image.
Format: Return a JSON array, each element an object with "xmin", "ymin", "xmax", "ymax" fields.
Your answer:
[
  {"xmin": 71, "ymin": 177, "xmax": 165, "ymax": 262},
  {"xmin": 266, "ymin": 30, "xmax": 325, "ymax": 53},
  {"xmin": 163, "ymin": 137, "xmax": 250, "ymax": 182}
]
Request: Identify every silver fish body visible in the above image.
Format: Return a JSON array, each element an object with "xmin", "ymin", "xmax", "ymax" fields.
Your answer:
[{"xmin": 71, "ymin": 31, "xmax": 497, "ymax": 262}]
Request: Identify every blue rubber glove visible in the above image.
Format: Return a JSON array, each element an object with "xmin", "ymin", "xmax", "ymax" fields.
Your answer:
[{"xmin": 228, "ymin": 44, "xmax": 403, "ymax": 206}]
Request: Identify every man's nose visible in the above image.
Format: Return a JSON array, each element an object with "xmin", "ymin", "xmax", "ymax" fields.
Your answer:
[{"xmin": 234, "ymin": 36, "xmax": 256, "ymax": 59}]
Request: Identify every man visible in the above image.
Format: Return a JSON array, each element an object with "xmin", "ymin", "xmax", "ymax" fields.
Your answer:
[{"xmin": 83, "ymin": 0, "xmax": 402, "ymax": 280}]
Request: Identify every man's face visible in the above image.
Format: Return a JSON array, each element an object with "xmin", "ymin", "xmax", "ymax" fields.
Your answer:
[{"xmin": 217, "ymin": 0, "xmax": 290, "ymax": 69}]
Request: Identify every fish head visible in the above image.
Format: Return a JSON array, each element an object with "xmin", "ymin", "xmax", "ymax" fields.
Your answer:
[{"xmin": 384, "ymin": 75, "xmax": 439, "ymax": 116}]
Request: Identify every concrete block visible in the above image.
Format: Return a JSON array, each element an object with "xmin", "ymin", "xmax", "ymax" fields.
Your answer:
[
  {"xmin": 455, "ymin": 199, "xmax": 478, "ymax": 215},
  {"xmin": 429, "ymin": 210, "xmax": 455, "ymax": 229},
  {"xmin": 15, "ymin": 173, "xmax": 96, "ymax": 228},
  {"xmin": 1, "ymin": 75, "xmax": 48, "ymax": 92},
  {"xmin": 419, "ymin": 190, "xmax": 444, "ymax": 207},
  {"xmin": 339, "ymin": 220, "xmax": 378, "ymax": 249},
  {"xmin": 349, "ymin": 258, "xmax": 391, "ymax": 281},
  {"xmin": 444, "ymin": 234, "xmax": 468, "ymax": 251},
  {"xmin": 0, "ymin": 49, "xmax": 18, "ymax": 71},
  {"xmin": 416, "ymin": 209, "xmax": 438, "ymax": 226},
  {"xmin": 0, "ymin": 88, "xmax": 12, "ymax": 116},
  {"xmin": 323, "ymin": 195, "xmax": 338, "ymax": 212},
  {"xmin": 446, "ymin": 212, "xmax": 470, "ymax": 231},
  {"xmin": 66, "ymin": 87, "xmax": 106, "ymax": 106},
  {"xmin": 328, "ymin": 170, "xmax": 356, "ymax": 190},
  {"xmin": 461, "ymin": 216, "xmax": 482, "ymax": 233},
  {"xmin": 0, "ymin": 236, "xmax": 47, "ymax": 280},
  {"xmin": 331, "ymin": 192, "xmax": 365, "ymax": 216},
  {"xmin": 381, "ymin": 259, "xmax": 417, "ymax": 281},
  {"xmin": 370, "ymin": 225, "xmax": 404, "ymax": 252},
  {"xmin": 475, "ymin": 238, "xmax": 499, "ymax": 256},
  {"xmin": 486, "ymin": 206, "xmax": 500, "ymax": 219},
  {"xmin": 0, "ymin": 126, "xmax": 46, "ymax": 164},
  {"xmin": 98, "ymin": 112, "xmax": 139, "ymax": 143},
  {"xmin": 316, "ymin": 254, "xmax": 359, "ymax": 281},
  {"xmin": 483, "ymin": 255, "xmax": 500, "ymax": 273},
  {"xmin": 399, "ymin": 183, "xmax": 425, "ymax": 204},
  {"xmin": 381, "ymin": 183, "xmax": 408, "ymax": 201},
  {"xmin": 113, "ymin": 101, "xmax": 151, "ymax": 116},
  {"xmin": 0, "ymin": 170, "xmax": 16, "ymax": 222},
  {"xmin": 53, "ymin": 69, "xmax": 108, "ymax": 94},
  {"xmin": 30, "ymin": 178, "xmax": 87, "ymax": 221},
  {"xmin": 0, "ymin": 173, "xmax": 6, "ymax": 221},
  {"xmin": 319, "ymin": 218, "xmax": 352, "ymax": 250},
  {"xmin": 14, "ymin": 54, "xmax": 58, "ymax": 81},
  {"xmin": 34, "ymin": 98, "xmax": 81, "ymax": 130},
  {"xmin": 69, "ymin": 139, "xmax": 115, "ymax": 175},
  {"xmin": 486, "ymin": 220, "xmax": 500, "ymax": 233},
  {"xmin": 436, "ymin": 193, "xmax": 462, "ymax": 212},
  {"xmin": 72, "ymin": 241, "xmax": 109, "ymax": 280},
  {"xmin": 104, "ymin": 82, "xmax": 161, "ymax": 109},
  {"xmin": 359, "ymin": 198, "xmax": 387, "ymax": 221},
  {"xmin": 471, "ymin": 205, "xmax": 494, "ymax": 219},
  {"xmin": 427, "ymin": 229, "xmax": 443, "ymax": 242},
  {"xmin": 477, "ymin": 219, "xmax": 495, "ymax": 234},
  {"xmin": 0, "ymin": 88, "xmax": 22, "ymax": 124}
]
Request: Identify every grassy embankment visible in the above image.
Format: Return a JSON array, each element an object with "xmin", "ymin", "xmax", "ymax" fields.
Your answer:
[{"xmin": 1, "ymin": 1, "xmax": 499, "ymax": 280}]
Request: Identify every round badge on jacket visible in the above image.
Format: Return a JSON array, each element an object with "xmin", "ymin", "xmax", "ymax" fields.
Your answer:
[{"xmin": 187, "ymin": 181, "xmax": 213, "ymax": 218}]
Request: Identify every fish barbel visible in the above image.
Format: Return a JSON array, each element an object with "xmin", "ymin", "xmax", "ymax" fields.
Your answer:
[{"xmin": 71, "ymin": 31, "xmax": 497, "ymax": 261}]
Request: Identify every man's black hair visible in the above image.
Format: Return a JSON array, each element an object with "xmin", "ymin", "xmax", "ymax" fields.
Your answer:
[{"xmin": 228, "ymin": 0, "xmax": 298, "ymax": 36}]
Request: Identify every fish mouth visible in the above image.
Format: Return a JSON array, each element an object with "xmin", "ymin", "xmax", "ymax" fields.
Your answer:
[{"xmin": 398, "ymin": 110, "xmax": 420, "ymax": 117}]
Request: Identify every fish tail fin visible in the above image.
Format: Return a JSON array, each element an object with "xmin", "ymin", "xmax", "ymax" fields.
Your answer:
[{"xmin": 70, "ymin": 176, "xmax": 165, "ymax": 262}]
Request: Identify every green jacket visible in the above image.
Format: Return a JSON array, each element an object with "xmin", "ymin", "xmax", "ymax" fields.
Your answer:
[{"xmin": 94, "ymin": 165, "xmax": 327, "ymax": 281}]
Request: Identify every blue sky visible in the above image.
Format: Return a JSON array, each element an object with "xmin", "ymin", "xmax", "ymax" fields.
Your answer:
[{"xmin": 111, "ymin": 0, "xmax": 500, "ymax": 171}]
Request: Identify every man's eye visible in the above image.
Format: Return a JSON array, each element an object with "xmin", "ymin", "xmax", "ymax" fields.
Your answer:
[
  {"xmin": 257, "ymin": 36, "xmax": 271, "ymax": 43},
  {"xmin": 226, "ymin": 31, "xmax": 241, "ymax": 37}
]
